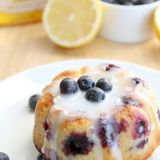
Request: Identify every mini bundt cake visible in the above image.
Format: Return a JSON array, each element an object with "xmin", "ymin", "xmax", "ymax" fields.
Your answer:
[{"xmin": 33, "ymin": 63, "xmax": 160, "ymax": 160}]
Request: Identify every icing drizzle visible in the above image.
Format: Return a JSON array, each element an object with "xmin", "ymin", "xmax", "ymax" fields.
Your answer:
[{"xmin": 42, "ymin": 64, "xmax": 156, "ymax": 160}]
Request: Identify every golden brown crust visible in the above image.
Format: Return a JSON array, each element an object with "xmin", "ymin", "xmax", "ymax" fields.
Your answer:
[
  {"xmin": 53, "ymin": 65, "xmax": 88, "ymax": 81},
  {"xmin": 33, "ymin": 93, "xmax": 54, "ymax": 151},
  {"xmin": 42, "ymin": 66, "xmax": 88, "ymax": 94}
]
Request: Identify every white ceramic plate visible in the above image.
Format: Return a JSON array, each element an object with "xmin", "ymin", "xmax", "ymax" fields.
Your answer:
[{"xmin": 0, "ymin": 59, "xmax": 160, "ymax": 160}]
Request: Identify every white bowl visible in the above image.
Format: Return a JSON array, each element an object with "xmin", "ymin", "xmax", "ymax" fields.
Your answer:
[{"xmin": 100, "ymin": 1, "xmax": 160, "ymax": 43}]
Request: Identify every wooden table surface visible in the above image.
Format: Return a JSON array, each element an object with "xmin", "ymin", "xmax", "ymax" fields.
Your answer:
[{"xmin": 0, "ymin": 23, "xmax": 160, "ymax": 80}]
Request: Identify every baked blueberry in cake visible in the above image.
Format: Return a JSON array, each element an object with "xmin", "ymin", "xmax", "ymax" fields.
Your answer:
[{"xmin": 33, "ymin": 63, "xmax": 160, "ymax": 160}]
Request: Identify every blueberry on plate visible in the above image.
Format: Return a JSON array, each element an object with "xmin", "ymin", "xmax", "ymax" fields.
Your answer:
[
  {"xmin": 60, "ymin": 78, "xmax": 78, "ymax": 95},
  {"xmin": 96, "ymin": 78, "xmax": 112, "ymax": 92},
  {"xmin": 77, "ymin": 75, "xmax": 94, "ymax": 91},
  {"xmin": 29, "ymin": 94, "xmax": 40, "ymax": 111},
  {"xmin": 37, "ymin": 153, "xmax": 46, "ymax": 160},
  {"xmin": 85, "ymin": 87, "xmax": 105, "ymax": 103},
  {"xmin": 0, "ymin": 152, "xmax": 9, "ymax": 160}
]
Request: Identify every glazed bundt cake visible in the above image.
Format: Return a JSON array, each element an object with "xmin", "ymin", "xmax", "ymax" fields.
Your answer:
[{"xmin": 33, "ymin": 63, "xmax": 160, "ymax": 160}]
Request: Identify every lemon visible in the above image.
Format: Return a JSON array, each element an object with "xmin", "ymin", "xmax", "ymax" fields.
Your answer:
[
  {"xmin": 154, "ymin": 6, "xmax": 160, "ymax": 40},
  {"xmin": 43, "ymin": 0, "xmax": 103, "ymax": 48}
]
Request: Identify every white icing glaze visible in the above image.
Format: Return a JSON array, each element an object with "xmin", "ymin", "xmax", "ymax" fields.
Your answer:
[
  {"xmin": 52, "ymin": 66, "xmax": 134, "ymax": 118},
  {"xmin": 91, "ymin": 123, "xmax": 103, "ymax": 160},
  {"xmin": 43, "ymin": 64, "xmax": 157, "ymax": 160},
  {"xmin": 50, "ymin": 64, "xmax": 154, "ymax": 118},
  {"xmin": 111, "ymin": 144, "xmax": 122, "ymax": 160}
]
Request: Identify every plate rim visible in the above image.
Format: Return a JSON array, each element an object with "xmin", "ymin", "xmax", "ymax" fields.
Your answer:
[
  {"xmin": 0, "ymin": 58, "xmax": 160, "ymax": 159},
  {"xmin": 1, "ymin": 59, "xmax": 160, "ymax": 85}
]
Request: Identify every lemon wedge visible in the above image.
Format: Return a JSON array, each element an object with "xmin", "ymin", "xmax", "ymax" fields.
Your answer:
[
  {"xmin": 154, "ymin": 6, "xmax": 160, "ymax": 40},
  {"xmin": 43, "ymin": 0, "xmax": 103, "ymax": 48}
]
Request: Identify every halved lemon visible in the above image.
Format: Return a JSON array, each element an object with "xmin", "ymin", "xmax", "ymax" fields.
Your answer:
[
  {"xmin": 154, "ymin": 6, "xmax": 160, "ymax": 40},
  {"xmin": 43, "ymin": 0, "xmax": 103, "ymax": 48}
]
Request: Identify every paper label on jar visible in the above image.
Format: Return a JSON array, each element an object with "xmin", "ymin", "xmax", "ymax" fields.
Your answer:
[{"xmin": 0, "ymin": 0, "xmax": 47, "ymax": 13}]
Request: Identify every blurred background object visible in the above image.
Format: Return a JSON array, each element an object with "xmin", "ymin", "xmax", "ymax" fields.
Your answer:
[
  {"xmin": 43, "ymin": 0, "xmax": 103, "ymax": 48},
  {"xmin": 0, "ymin": 0, "xmax": 47, "ymax": 25},
  {"xmin": 0, "ymin": 0, "xmax": 160, "ymax": 80},
  {"xmin": 101, "ymin": 0, "xmax": 160, "ymax": 43},
  {"xmin": 154, "ymin": 6, "xmax": 160, "ymax": 40}
]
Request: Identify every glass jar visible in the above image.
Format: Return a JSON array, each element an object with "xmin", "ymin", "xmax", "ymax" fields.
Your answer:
[{"xmin": 0, "ymin": 0, "xmax": 47, "ymax": 25}]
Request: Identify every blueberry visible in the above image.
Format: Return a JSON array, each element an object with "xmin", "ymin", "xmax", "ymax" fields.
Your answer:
[
  {"xmin": 136, "ymin": 121, "xmax": 146, "ymax": 135},
  {"xmin": 102, "ymin": 0, "xmax": 117, "ymax": 3},
  {"xmin": 96, "ymin": 78, "xmax": 112, "ymax": 92},
  {"xmin": 37, "ymin": 154, "xmax": 46, "ymax": 160},
  {"xmin": 29, "ymin": 94, "xmax": 40, "ymax": 111},
  {"xmin": 136, "ymin": 0, "xmax": 154, "ymax": 4},
  {"xmin": 118, "ymin": 119, "xmax": 129, "ymax": 133},
  {"xmin": 85, "ymin": 87, "xmax": 105, "ymax": 103},
  {"xmin": 130, "ymin": 0, "xmax": 140, "ymax": 3},
  {"xmin": 105, "ymin": 64, "xmax": 119, "ymax": 71},
  {"xmin": 133, "ymin": 0, "xmax": 143, "ymax": 5},
  {"xmin": 117, "ymin": 0, "xmax": 141, "ymax": 5},
  {"xmin": 133, "ymin": 118, "xmax": 149, "ymax": 139},
  {"xmin": 60, "ymin": 78, "xmax": 78, "ymax": 95},
  {"xmin": 43, "ymin": 122, "xmax": 49, "ymax": 131},
  {"xmin": 136, "ymin": 139, "xmax": 148, "ymax": 149},
  {"xmin": 103, "ymin": 0, "xmax": 158, "ymax": 5},
  {"xmin": 122, "ymin": 1, "xmax": 134, "ymax": 5},
  {"xmin": 157, "ymin": 109, "xmax": 160, "ymax": 121},
  {"xmin": 63, "ymin": 132, "xmax": 94, "ymax": 156},
  {"xmin": 116, "ymin": 0, "xmax": 130, "ymax": 4},
  {"xmin": 77, "ymin": 76, "xmax": 94, "ymax": 91},
  {"xmin": 0, "ymin": 152, "xmax": 9, "ymax": 160},
  {"xmin": 132, "ymin": 77, "xmax": 142, "ymax": 85}
]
